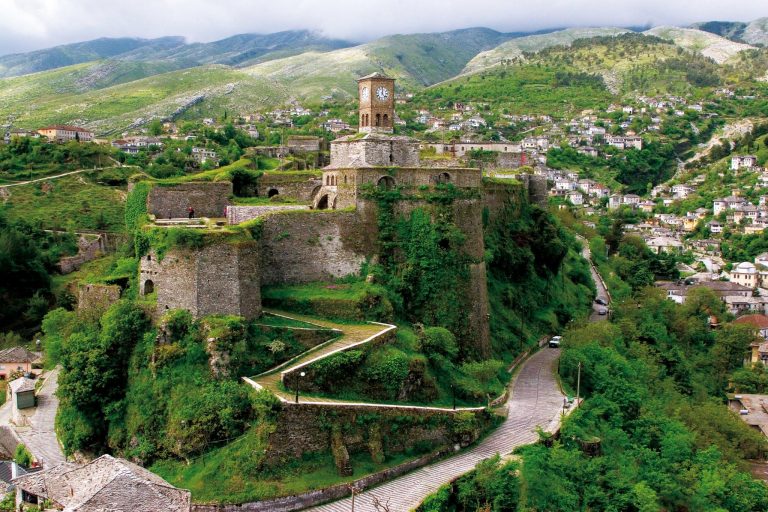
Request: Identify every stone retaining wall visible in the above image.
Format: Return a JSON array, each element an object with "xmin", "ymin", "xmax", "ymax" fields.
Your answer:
[
  {"xmin": 226, "ymin": 205, "xmax": 308, "ymax": 225},
  {"xmin": 190, "ymin": 450, "xmax": 447, "ymax": 512}
]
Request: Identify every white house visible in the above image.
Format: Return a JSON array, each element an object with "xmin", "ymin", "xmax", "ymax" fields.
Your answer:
[
  {"xmin": 730, "ymin": 262, "xmax": 759, "ymax": 288},
  {"xmin": 732, "ymin": 155, "xmax": 758, "ymax": 171}
]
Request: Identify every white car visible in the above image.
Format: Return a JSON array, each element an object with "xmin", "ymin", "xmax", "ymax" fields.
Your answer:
[{"xmin": 549, "ymin": 336, "xmax": 562, "ymax": 348}]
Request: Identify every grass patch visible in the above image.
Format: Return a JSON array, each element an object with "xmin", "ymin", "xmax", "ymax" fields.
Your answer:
[
  {"xmin": 2, "ymin": 171, "xmax": 127, "ymax": 231},
  {"xmin": 261, "ymin": 280, "xmax": 393, "ymax": 322},
  {"xmin": 151, "ymin": 431, "xmax": 424, "ymax": 504}
]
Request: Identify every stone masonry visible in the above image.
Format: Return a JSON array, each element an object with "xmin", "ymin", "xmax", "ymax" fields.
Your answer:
[
  {"xmin": 139, "ymin": 241, "xmax": 261, "ymax": 319},
  {"xmin": 147, "ymin": 182, "xmax": 232, "ymax": 219}
]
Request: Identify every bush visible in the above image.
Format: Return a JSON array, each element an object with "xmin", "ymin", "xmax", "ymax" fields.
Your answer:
[
  {"xmin": 420, "ymin": 327, "xmax": 459, "ymax": 362},
  {"xmin": 14, "ymin": 444, "xmax": 32, "ymax": 467},
  {"xmin": 361, "ymin": 347, "xmax": 410, "ymax": 398}
]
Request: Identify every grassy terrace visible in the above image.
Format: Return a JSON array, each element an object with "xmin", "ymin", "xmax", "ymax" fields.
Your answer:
[
  {"xmin": 1, "ymin": 170, "xmax": 128, "ymax": 231},
  {"xmin": 152, "ymin": 438, "xmax": 424, "ymax": 505}
]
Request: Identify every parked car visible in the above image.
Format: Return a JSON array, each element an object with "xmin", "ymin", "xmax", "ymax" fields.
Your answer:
[
  {"xmin": 549, "ymin": 335, "xmax": 562, "ymax": 348},
  {"xmin": 594, "ymin": 298, "xmax": 607, "ymax": 306},
  {"xmin": 598, "ymin": 307, "xmax": 608, "ymax": 315}
]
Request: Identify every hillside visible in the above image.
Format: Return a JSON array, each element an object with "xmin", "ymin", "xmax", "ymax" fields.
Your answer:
[
  {"xmin": 0, "ymin": 31, "xmax": 354, "ymax": 80},
  {"xmin": 643, "ymin": 26, "xmax": 755, "ymax": 63},
  {"xmin": 114, "ymin": 30, "xmax": 355, "ymax": 68},
  {"xmin": 426, "ymin": 32, "xmax": 725, "ymax": 110},
  {"xmin": 0, "ymin": 37, "xmax": 185, "ymax": 78},
  {"xmin": 243, "ymin": 28, "xmax": 518, "ymax": 100},
  {"xmin": 744, "ymin": 18, "xmax": 768, "ymax": 46},
  {"xmin": 0, "ymin": 65, "xmax": 287, "ymax": 134},
  {"xmin": 461, "ymin": 27, "xmax": 631, "ymax": 75}
]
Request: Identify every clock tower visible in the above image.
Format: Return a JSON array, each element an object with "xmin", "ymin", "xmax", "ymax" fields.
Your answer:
[{"xmin": 357, "ymin": 72, "xmax": 395, "ymax": 134}]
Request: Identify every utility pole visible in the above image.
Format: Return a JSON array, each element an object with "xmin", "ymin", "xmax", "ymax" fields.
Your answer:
[{"xmin": 576, "ymin": 361, "xmax": 582, "ymax": 405}]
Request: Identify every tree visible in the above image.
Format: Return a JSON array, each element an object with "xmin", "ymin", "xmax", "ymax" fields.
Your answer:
[{"xmin": 711, "ymin": 324, "xmax": 759, "ymax": 384}]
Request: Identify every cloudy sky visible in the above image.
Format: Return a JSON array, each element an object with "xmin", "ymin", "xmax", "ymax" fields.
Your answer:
[{"xmin": 1, "ymin": 0, "xmax": 766, "ymax": 55}]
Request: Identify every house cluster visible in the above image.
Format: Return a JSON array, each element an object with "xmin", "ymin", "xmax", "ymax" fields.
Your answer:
[
  {"xmin": 710, "ymin": 192, "xmax": 768, "ymax": 235},
  {"xmin": 655, "ymin": 280, "xmax": 768, "ymax": 317},
  {"xmin": 111, "ymin": 136, "xmax": 164, "ymax": 155},
  {"xmin": 545, "ymin": 170, "xmax": 613, "ymax": 207},
  {"xmin": 2, "ymin": 125, "xmax": 94, "ymax": 144}
]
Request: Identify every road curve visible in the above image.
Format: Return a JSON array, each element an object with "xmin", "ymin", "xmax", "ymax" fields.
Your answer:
[{"xmin": 308, "ymin": 348, "xmax": 564, "ymax": 512}]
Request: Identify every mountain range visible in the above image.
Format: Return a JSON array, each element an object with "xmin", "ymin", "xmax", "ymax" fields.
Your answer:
[{"xmin": 0, "ymin": 18, "xmax": 766, "ymax": 134}]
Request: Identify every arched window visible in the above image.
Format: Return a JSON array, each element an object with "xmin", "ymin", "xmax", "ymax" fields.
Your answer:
[
  {"xmin": 375, "ymin": 113, "xmax": 381, "ymax": 127},
  {"xmin": 377, "ymin": 176, "xmax": 396, "ymax": 190},
  {"xmin": 361, "ymin": 114, "xmax": 365, "ymax": 126},
  {"xmin": 344, "ymin": 175, "xmax": 348, "ymax": 185},
  {"xmin": 383, "ymin": 114, "xmax": 389, "ymax": 126}
]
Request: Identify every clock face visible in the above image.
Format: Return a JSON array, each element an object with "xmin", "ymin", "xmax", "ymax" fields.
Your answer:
[
  {"xmin": 376, "ymin": 86, "xmax": 390, "ymax": 101},
  {"xmin": 360, "ymin": 86, "xmax": 369, "ymax": 100}
]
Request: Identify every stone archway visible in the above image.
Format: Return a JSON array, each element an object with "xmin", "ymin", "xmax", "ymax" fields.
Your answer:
[
  {"xmin": 435, "ymin": 172, "xmax": 452, "ymax": 185},
  {"xmin": 142, "ymin": 279, "xmax": 154, "ymax": 296},
  {"xmin": 377, "ymin": 175, "xmax": 396, "ymax": 190},
  {"xmin": 267, "ymin": 188, "xmax": 279, "ymax": 198},
  {"xmin": 316, "ymin": 195, "xmax": 330, "ymax": 210}
]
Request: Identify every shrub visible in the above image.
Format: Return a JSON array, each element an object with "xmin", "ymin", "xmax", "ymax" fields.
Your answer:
[
  {"xmin": 420, "ymin": 326, "xmax": 459, "ymax": 362},
  {"xmin": 14, "ymin": 444, "xmax": 32, "ymax": 467},
  {"xmin": 362, "ymin": 347, "xmax": 410, "ymax": 398}
]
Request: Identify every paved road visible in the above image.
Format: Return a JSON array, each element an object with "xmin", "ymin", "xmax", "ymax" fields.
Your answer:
[
  {"xmin": 15, "ymin": 368, "xmax": 66, "ymax": 467},
  {"xmin": 580, "ymin": 237, "xmax": 610, "ymax": 322},
  {"xmin": 308, "ymin": 348, "xmax": 565, "ymax": 512}
]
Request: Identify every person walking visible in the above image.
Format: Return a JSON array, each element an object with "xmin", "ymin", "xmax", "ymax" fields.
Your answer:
[{"xmin": 188, "ymin": 206, "xmax": 194, "ymax": 219}]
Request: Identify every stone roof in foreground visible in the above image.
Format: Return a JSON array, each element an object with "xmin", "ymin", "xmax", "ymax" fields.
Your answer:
[{"xmin": 12, "ymin": 454, "xmax": 190, "ymax": 512}]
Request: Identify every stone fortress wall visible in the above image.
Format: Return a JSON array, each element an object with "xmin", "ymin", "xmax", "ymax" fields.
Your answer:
[
  {"xmin": 147, "ymin": 182, "xmax": 232, "ymax": 219},
  {"xmin": 139, "ymin": 241, "xmax": 261, "ymax": 319}
]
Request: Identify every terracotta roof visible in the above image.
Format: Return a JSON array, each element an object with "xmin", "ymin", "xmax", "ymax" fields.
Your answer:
[
  {"xmin": 734, "ymin": 314, "xmax": 768, "ymax": 329},
  {"xmin": 13, "ymin": 455, "xmax": 190, "ymax": 511},
  {"xmin": 0, "ymin": 346, "xmax": 38, "ymax": 364}
]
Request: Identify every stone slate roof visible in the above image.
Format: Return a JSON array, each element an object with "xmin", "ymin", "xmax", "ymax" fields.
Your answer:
[
  {"xmin": 12, "ymin": 454, "xmax": 191, "ymax": 511},
  {"xmin": 0, "ymin": 346, "xmax": 38, "ymax": 364},
  {"xmin": 9, "ymin": 377, "xmax": 36, "ymax": 394},
  {"xmin": 357, "ymin": 72, "xmax": 393, "ymax": 80}
]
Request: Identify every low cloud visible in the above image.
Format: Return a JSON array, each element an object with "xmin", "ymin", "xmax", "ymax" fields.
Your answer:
[{"xmin": 0, "ymin": 0, "xmax": 766, "ymax": 55}]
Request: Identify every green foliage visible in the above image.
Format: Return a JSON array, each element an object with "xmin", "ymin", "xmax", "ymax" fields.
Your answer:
[
  {"xmin": 369, "ymin": 187, "xmax": 474, "ymax": 345},
  {"xmin": 56, "ymin": 300, "xmax": 150, "ymax": 454},
  {"xmin": 420, "ymin": 327, "xmax": 459, "ymax": 362},
  {"xmin": 0, "ymin": 138, "xmax": 115, "ymax": 179},
  {"xmin": 125, "ymin": 181, "xmax": 150, "ymax": 233},
  {"xmin": 14, "ymin": 444, "xmax": 32, "ymax": 467},
  {"xmin": 0, "ymin": 210, "xmax": 77, "ymax": 332},
  {"xmin": 427, "ymin": 289, "xmax": 768, "ymax": 511}
]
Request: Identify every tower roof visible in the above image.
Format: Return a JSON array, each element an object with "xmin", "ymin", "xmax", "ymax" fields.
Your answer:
[{"xmin": 358, "ymin": 72, "xmax": 393, "ymax": 81}]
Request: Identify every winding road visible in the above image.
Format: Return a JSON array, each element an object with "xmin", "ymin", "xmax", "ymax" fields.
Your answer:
[{"xmin": 309, "ymin": 348, "xmax": 565, "ymax": 512}]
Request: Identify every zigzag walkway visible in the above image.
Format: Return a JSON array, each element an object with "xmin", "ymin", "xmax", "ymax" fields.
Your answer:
[
  {"xmin": 308, "ymin": 348, "xmax": 565, "ymax": 511},
  {"xmin": 245, "ymin": 309, "xmax": 483, "ymax": 411}
]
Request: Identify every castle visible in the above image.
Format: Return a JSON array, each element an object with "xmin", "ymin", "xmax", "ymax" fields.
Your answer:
[{"xmin": 139, "ymin": 73, "xmax": 546, "ymax": 354}]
